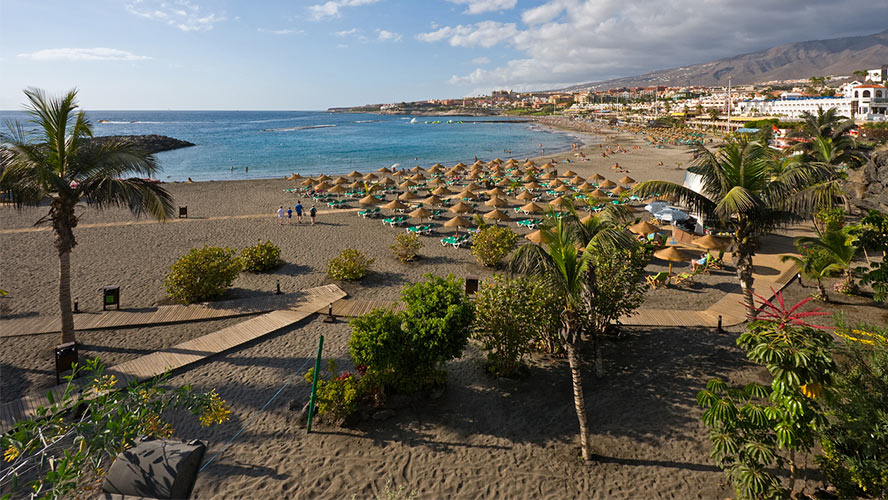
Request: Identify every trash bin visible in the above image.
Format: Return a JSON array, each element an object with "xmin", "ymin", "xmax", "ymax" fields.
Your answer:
[
  {"xmin": 102, "ymin": 437, "xmax": 206, "ymax": 499},
  {"xmin": 55, "ymin": 342, "xmax": 78, "ymax": 385},
  {"xmin": 179, "ymin": 206, "xmax": 188, "ymax": 218},
  {"xmin": 103, "ymin": 286, "xmax": 120, "ymax": 311},
  {"xmin": 465, "ymin": 276, "xmax": 479, "ymax": 296}
]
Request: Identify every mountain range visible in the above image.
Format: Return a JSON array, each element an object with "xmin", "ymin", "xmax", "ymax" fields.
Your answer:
[{"xmin": 561, "ymin": 29, "xmax": 888, "ymax": 92}]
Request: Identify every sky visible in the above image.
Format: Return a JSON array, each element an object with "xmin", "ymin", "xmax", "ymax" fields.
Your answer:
[{"xmin": 1, "ymin": 0, "xmax": 886, "ymax": 110}]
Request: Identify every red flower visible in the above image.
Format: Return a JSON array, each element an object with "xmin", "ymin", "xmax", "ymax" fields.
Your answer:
[{"xmin": 750, "ymin": 289, "xmax": 832, "ymax": 331}]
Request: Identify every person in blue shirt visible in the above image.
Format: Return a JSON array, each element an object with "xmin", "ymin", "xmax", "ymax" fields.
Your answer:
[
  {"xmin": 309, "ymin": 206, "xmax": 317, "ymax": 225},
  {"xmin": 294, "ymin": 201, "xmax": 304, "ymax": 224},
  {"xmin": 286, "ymin": 206, "xmax": 292, "ymax": 224}
]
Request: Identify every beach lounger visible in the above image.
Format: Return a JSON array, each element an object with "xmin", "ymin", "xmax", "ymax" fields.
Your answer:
[
  {"xmin": 383, "ymin": 216, "xmax": 407, "ymax": 227},
  {"xmin": 645, "ymin": 271, "xmax": 669, "ymax": 289}
]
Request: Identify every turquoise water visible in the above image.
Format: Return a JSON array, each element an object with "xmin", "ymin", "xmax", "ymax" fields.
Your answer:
[{"xmin": 0, "ymin": 110, "xmax": 581, "ymax": 182}]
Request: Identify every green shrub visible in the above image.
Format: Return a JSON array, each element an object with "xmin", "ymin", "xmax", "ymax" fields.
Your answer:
[
  {"xmin": 391, "ymin": 232, "xmax": 422, "ymax": 262},
  {"xmin": 472, "ymin": 275, "xmax": 561, "ymax": 376},
  {"xmin": 164, "ymin": 245, "xmax": 241, "ymax": 304},
  {"xmin": 816, "ymin": 325, "xmax": 888, "ymax": 499},
  {"xmin": 349, "ymin": 274, "xmax": 473, "ymax": 391},
  {"xmin": 304, "ymin": 360, "xmax": 365, "ymax": 424},
  {"xmin": 815, "ymin": 207, "xmax": 846, "ymax": 234},
  {"xmin": 327, "ymin": 248, "xmax": 374, "ymax": 280},
  {"xmin": 239, "ymin": 239, "xmax": 281, "ymax": 272},
  {"xmin": 471, "ymin": 225, "xmax": 518, "ymax": 267}
]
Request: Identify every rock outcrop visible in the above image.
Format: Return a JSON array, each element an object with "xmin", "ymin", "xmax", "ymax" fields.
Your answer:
[
  {"xmin": 90, "ymin": 135, "xmax": 195, "ymax": 154},
  {"xmin": 846, "ymin": 147, "xmax": 888, "ymax": 213}
]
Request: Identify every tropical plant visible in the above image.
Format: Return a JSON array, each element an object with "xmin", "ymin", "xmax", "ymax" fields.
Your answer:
[
  {"xmin": 326, "ymin": 248, "xmax": 374, "ymax": 280},
  {"xmin": 0, "ymin": 89, "xmax": 174, "ymax": 344},
  {"xmin": 814, "ymin": 206, "xmax": 846, "ymax": 234},
  {"xmin": 851, "ymin": 209, "xmax": 888, "ymax": 262},
  {"xmin": 472, "ymin": 275, "xmax": 561, "ymax": 376},
  {"xmin": 781, "ymin": 243, "xmax": 838, "ymax": 301},
  {"xmin": 164, "ymin": 245, "xmax": 242, "ymax": 304},
  {"xmin": 697, "ymin": 292, "xmax": 836, "ymax": 499},
  {"xmin": 631, "ymin": 135, "xmax": 828, "ymax": 317},
  {"xmin": 0, "ymin": 359, "xmax": 230, "ymax": 499},
  {"xmin": 471, "ymin": 225, "xmax": 518, "ymax": 267},
  {"xmin": 858, "ymin": 260, "xmax": 888, "ymax": 303},
  {"xmin": 795, "ymin": 228, "xmax": 859, "ymax": 293},
  {"xmin": 508, "ymin": 205, "xmax": 635, "ymax": 461},
  {"xmin": 239, "ymin": 239, "xmax": 281, "ymax": 272},
  {"xmin": 349, "ymin": 274, "xmax": 473, "ymax": 391},
  {"xmin": 817, "ymin": 324, "xmax": 888, "ymax": 498},
  {"xmin": 303, "ymin": 360, "xmax": 366, "ymax": 424},
  {"xmin": 390, "ymin": 232, "xmax": 422, "ymax": 262}
]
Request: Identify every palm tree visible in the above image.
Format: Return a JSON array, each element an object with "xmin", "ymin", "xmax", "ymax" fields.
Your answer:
[
  {"xmin": 780, "ymin": 247, "xmax": 838, "ymax": 301},
  {"xmin": 0, "ymin": 88, "xmax": 173, "ymax": 344},
  {"xmin": 795, "ymin": 228, "xmax": 859, "ymax": 292},
  {"xmin": 508, "ymin": 205, "xmax": 634, "ymax": 461},
  {"xmin": 630, "ymin": 136, "xmax": 824, "ymax": 317},
  {"xmin": 786, "ymin": 108, "xmax": 870, "ymax": 214}
]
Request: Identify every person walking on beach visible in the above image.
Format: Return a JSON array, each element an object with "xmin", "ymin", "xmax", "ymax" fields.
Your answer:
[
  {"xmin": 286, "ymin": 206, "xmax": 292, "ymax": 224},
  {"xmin": 277, "ymin": 206, "xmax": 284, "ymax": 225},
  {"xmin": 309, "ymin": 206, "xmax": 317, "ymax": 225},
  {"xmin": 294, "ymin": 201, "xmax": 304, "ymax": 223}
]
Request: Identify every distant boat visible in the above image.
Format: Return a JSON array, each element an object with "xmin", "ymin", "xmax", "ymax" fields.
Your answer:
[{"xmin": 409, "ymin": 118, "xmax": 417, "ymax": 124}]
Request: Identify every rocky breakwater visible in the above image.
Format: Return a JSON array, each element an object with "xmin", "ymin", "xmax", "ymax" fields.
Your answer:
[
  {"xmin": 846, "ymin": 146, "xmax": 888, "ymax": 212},
  {"xmin": 90, "ymin": 135, "xmax": 195, "ymax": 154}
]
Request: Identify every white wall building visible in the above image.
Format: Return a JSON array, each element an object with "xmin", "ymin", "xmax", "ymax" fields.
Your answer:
[{"xmin": 733, "ymin": 81, "xmax": 888, "ymax": 121}]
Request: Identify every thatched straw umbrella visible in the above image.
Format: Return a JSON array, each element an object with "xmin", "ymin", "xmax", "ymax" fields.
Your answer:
[
  {"xmin": 520, "ymin": 201, "xmax": 544, "ymax": 213},
  {"xmin": 348, "ymin": 170, "xmax": 362, "ymax": 178},
  {"xmin": 611, "ymin": 185, "xmax": 627, "ymax": 196},
  {"xmin": 363, "ymin": 173, "xmax": 379, "ymax": 181},
  {"xmin": 428, "ymin": 165, "xmax": 444, "ymax": 174},
  {"xmin": 516, "ymin": 190, "xmax": 535, "ymax": 201},
  {"xmin": 654, "ymin": 246, "xmax": 690, "ymax": 274},
  {"xmin": 590, "ymin": 173, "xmax": 605, "ymax": 183},
  {"xmin": 629, "ymin": 220, "xmax": 659, "ymax": 236},
  {"xmin": 376, "ymin": 167, "xmax": 391, "ymax": 174},
  {"xmin": 457, "ymin": 189, "xmax": 477, "ymax": 200},
  {"xmin": 287, "ymin": 173, "xmax": 300, "ymax": 181},
  {"xmin": 495, "ymin": 178, "xmax": 511, "ymax": 187},
  {"xmin": 464, "ymin": 182, "xmax": 482, "ymax": 192},
  {"xmin": 693, "ymin": 234, "xmax": 731, "ymax": 251},
  {"xmin": 382, "ymin": 199, "xmax": 408, "ymax": 212},
  {"xmin": 333, "ymin": 176, "xmax": 349, "ymax": 185},
  {"xmin": 580, "ymin": 213, "xmax": 596, "ymax": 225},
  {"xmin": 485, "ymin": 197, "xmax": 508, "ymax": 208},
  {"xmin": 578, "ymin": 181, "xmax": 596, "ymax": 192},
  {"xmin": 409, "ymin": 207, "xmax": 433, "ymax": 223},
  {"xmin": 524, "ymin": 181, "xmax": 542, "ymax": 190},
  {"xmin": 432, "ymin": 186, "xmax": 453, "ymax": 196},
  {"xmin": 317, "ymin": 174, "xmax": 331, "ymax": 181},
  {"xmin": 453, "ymin": 162, "xmax": 466, "ymax": 169},
  {"xmin": 380, "ymin": 177, "xmax": 396, "ymax": 186},
  {"xmin": 449, "ymin": 201, "xmax": 473, "ymax": 214},
  {"xmin": 422, "ymin": 195, "xmax": 444, "ymax": 206},
  {"xmin": 570, "ymin": 175, "xmax": 585, "ymax": 185},
  {"xmin": 588, "ymin": 188, "xmax": 609, "ymax": 200},
  {"xmin": 410, "ymin": 173, "xmax": 426, "ymax": 182},
  {"xmin": 548, "ymin": 196, "xmax": 568, "ymax": 210},
  {"xmin": 348, "ymin": 180, "xmax": 363, "ymax": 190},
  {"xmin": 524, "ymin": 160, "xmax": 536, "ymax": 167},
  {"xmin": 562, "ymin": 169, "xmax": 577, "ymax": 178},
  {"xmin": 619, "ymin": 176, "xmax": 636, "ymax": 185},
  {"xmin": 314, "ymin": 181, "xmax": 333, "ymax": 191},
  {"xmin": 359, "ymin": 195, "xmax": 381, "ymax": 206},
  {"xmin": 399, "ymin": 191, "xmax": 419, "ymax": 201},
  {"xmin": 410, "ymin": 165, "xmax": 425, "ymax": 173},
  {"xmin": 555, "ymin": 184, "xmax": 573, "ymax": 193},
  {"xmin": 486, "ymin": 187, "xmax": 506, "ymax": 198},
  {"xmin": 328, "ymin": 184, "xmax": 347, "ymax": 196},
  {"xmin": 522, "ymin": 174, "xmax": 536, "ymax": 183},
  {"xmin": 540, "ymin": 171, "xmax": 556, "ymax": 180},
  {"xmin": 525, "ymin": 229, "xmax": 544, "ymax": 244},
  {"xmin": 483, "ymin": 208, "xmax": 511, "ymax": 223},
  {"xmin": 301, "ymin": 177, "xmax": 315, "ymax": 186},
  {"xmin": 399, "ymin": 180, "xmax": 416, "ymax": 190},
  {"xmin": 598, "ymin": 179, "xmax": 616, "ymax": 189},
  {"xmin": 444, "ymin": 215, "xmax": 472, "ymax": 234}
]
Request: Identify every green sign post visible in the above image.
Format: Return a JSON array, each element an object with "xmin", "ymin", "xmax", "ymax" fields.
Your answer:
[{"xmin": 306, "ymin": 334, "xmax": 324, "ymax": 433}]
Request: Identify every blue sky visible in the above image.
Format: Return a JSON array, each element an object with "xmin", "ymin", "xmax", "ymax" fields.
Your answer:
[{"xmin": 1, "ymin": 0, "xmax": 886, "ymax": 110}]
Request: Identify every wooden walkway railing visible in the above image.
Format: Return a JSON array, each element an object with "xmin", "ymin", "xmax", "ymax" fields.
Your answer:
[{"xmin": 0, "ymin": 284, "xmax": 346, "ymax": 434}]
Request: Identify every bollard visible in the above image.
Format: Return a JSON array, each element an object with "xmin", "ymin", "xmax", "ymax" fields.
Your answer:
[
  {"xmin": 306, "ymin": 335, "xmax": 324, "ymax": 434},
  {"xmin": 276, "ymin": 280, "xmax": 281, "ymax": 295},
  {"xmin": 797, "ymin": 273, "xmax": 802, "ymax": 286},
  {"xmin": 73, "ymin": 297, "xmax": 79, "ymax": 314},
  {"xmin": 323, "ymin": 303, "xmax": 335, "ymax": 323},
  {"xmin": 717, "ymin": 315, "xmax": 723, "ymax": 332}
]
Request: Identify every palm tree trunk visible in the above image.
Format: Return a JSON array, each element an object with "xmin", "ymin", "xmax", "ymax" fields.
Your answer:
[
  {"xmin": 816, "ymin": 279, "xmax": 829, "ymax": 302},
  {"xmin": 735, "ymin": 251, "xmax": 756, "ymax": 318},
  {"xmin": 58, "ymin": 248, "xmax": 75, "ymax": 344},
  {"xmin": 565, "ymin": 340, "xmax": 591, "ymax": 461}
]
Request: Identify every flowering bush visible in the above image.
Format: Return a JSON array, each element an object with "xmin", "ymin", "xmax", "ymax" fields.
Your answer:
[{"xmin": 304, "ymin": 360, "xmax": 367, "ymax": 424}]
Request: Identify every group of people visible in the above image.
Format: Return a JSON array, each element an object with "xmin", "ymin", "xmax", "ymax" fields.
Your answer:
[{"xmin": 277, "ymin": 201, "xmax": 317, "ymax": 226}]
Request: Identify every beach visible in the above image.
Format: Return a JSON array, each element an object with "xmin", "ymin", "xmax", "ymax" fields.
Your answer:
[{"xmin": 1, "ymin": 125, "xmax": 748, "ymax": 498}]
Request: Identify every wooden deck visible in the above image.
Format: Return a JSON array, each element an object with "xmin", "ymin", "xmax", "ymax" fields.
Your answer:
[
  {"xmin": 0, "ymin": 284, "xmax": 346, "ymax": 434},
  {"xmin": 330, "ymin": 298, "xmax": 405, "ymax": 318},
  {"xmin": 0, "ymin": 292, "xmax": 331, "ymax": 338}
]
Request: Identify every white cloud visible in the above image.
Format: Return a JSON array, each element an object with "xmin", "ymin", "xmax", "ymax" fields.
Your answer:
[
  {"xmin": 471, "ymin": 56, "xmax": 490, "ymax": 64},
  {"xmin": 424, "ymin": 0, "xmax": 888, "ymax": 91},
  {"xmin": 377, "ymin": 29, "xmax": 402, "ymax": 42},
  {"xmin": 258, "ymin": 28, "xmax": 303, "ymax": 35},
  {"xmin": 17, "ymin": 48, "xmax": 152, "ymax": 62},
  {"xmin": 447, "ymin": 0, "xmax": 517, "ymax": 14},
  {"xmin": 334, "ymin": 28, "xmax": 359, "ymax": 37},
  {"xmin": 125, "ymin": 0, "xmax": 225, "ymax": 32},
  {"xmin": 308, "ymin": 0, "xmax": 381, "ymax": 21},
  {"xmin": 417, "ymin": 21, "xmax": 518, "ymax": 48}
]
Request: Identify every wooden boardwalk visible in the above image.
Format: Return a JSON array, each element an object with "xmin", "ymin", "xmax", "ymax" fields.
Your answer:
[
  {"xmin": 0, "ymin": 284, "xmax": 346, "ymax": 434},
  {"xmin": 331, "ymin": 298, "xmax": 405, "ymax": 318},
  {"xmin": 0, "ymin": 292, "xmax": 330, "ymax": 338}
]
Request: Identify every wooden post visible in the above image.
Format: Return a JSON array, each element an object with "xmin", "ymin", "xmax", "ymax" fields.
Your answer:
[{"xmin": 306, "ymin": 335, "xmax": 324, "ymax": 433}]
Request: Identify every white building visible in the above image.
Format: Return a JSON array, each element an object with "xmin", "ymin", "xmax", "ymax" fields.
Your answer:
[{"xmin": 733, "ymin": 81, "xmax": 888, "ymax": 121}]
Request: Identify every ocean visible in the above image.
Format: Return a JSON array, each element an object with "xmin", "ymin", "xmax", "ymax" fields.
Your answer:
[{"xmin": 0, "ymin": 110, "xmax": 582, "ymax": 182}]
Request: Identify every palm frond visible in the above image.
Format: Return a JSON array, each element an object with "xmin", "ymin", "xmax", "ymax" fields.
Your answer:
[
  {"xmin": 79, "ymin": 178, "xmax": 174, "ymax": 220},
  {"xmin": 630, "ymin": 180, "xmax": 716, "ymax": 218}
]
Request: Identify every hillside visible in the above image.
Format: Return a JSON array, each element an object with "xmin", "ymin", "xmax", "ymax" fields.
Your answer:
[{"xmin": 562, "ymin": 29, "xmax": 888, "ymax": 91}]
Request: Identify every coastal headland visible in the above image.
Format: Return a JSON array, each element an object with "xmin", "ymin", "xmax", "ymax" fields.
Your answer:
[{"xmin": 90, "ymin": 134, "xmax": 195, "ymax": 154}]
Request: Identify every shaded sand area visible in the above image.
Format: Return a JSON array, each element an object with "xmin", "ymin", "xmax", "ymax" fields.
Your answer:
[{"xmin": 0, "ymin": 128, "xmax": 770, "ymax": 497}]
